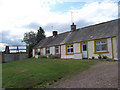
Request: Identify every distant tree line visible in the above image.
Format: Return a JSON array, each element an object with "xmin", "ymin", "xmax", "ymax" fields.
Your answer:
[{"xmin": 23, "ymin": 27, "xmax": 46, "ymax": 57}]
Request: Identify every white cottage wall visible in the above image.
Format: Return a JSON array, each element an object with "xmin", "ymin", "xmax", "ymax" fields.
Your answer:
[
  {"xmin": 113, "ymin": 37, "xmax": 118, "ymax": 60},
  {"xmin": 50, "ymin": 47, "xmax": 55, "ymax": 55}
]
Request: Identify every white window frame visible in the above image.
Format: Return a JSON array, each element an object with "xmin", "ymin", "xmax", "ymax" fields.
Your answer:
[
  {"xmin": 67, "ymin": 44, "xmax": 74, "ymax": 54},
  {"xmin": 96, "ymin": 40, "xmax": 107, "ymax": 52}
]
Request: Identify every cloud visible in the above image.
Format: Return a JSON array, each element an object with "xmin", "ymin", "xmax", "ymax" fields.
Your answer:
[
  {"xmin": 1, "ymin": 30, "xmax": 25, "ymax": 46},
  {"xmin": 22, "ymin": 22, "xmax": 41, "ymax": 30},
  {"xmin": 44, "ymin": 19, "xmax": 93, "ymax": 33},
  {"xmin": 0, "ymin": 0, "xmax": 118, "ymax": 51},
  {"xmin": 62, "ymin": 0, "xmax": 119, "ymax": 3}
]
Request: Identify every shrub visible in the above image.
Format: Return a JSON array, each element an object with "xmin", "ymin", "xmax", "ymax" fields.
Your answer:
[
  {"xmin": 37, "ymin": 51, "xmax": 40, "ymax": 55},
  {"xmin": 102, "ymin": 55, "xmax": 108, "ymax": 59},
  {"xmin": 48, "ymin": 54, "xmax": 60, "ymax": 59},
  {"xmin": 51, "ymin": 55, "xmax": 60, "ymax": 59},
  {"xmin": 92, "ymin": 56, "xmax": 95, "ymax": 59},
  {"xmin": 48, "ymin": 54, "xmax": 53, "ymax": 58},
  {"xmin": 40, "ymin": 56, "xmax": 47, "ymax": 58},
  {"xmin": 98, "ymin": 54, "xmax": 102, "ymax": 59}
]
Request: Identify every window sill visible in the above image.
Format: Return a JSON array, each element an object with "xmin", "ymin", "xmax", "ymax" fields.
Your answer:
[
  {"xmin": 66, "ymin": 53, "xmax": 74, "ymax": 55},
  {"xmin": 55, "ymin": 53, "xmax": 60, "ymax": 55},
  {"xmin": 74, "ymin": 52, "xmax": 81, "ymax": 54},
  {"xmin": 94, "ymin": 51, "xmax": 109, "ymax": 54}
]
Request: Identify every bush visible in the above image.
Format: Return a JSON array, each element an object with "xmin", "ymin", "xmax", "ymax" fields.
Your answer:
[
  {"xmin": 98, "ymin": 54, "xmax": 102, "ymax": 59},
  {"xmin": 102, "ymin": 55, "xmax": 108, "ymax": 59},
  {"xmin": 40, "ymin": 56, "xmax": 47, "ymax": 58},
  {"xmin": 37, "ymin": 51, "xmax": 40, "ymax": 55},
  {"xmin": 92, "ymin": 56, "xmax": 95, "ymax": 59},
  {"xmin": 48, "ymin": 54, "xmax": 60, "ymax": 59}
]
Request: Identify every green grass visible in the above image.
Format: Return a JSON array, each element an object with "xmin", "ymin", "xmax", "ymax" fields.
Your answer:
[
  {"xmin": 0, "ymin": 63, "xmax": 2, "ymax": 88},
  {"xmin": 2, "ymin": 58, "xmax": 96, "ymax": 88}
]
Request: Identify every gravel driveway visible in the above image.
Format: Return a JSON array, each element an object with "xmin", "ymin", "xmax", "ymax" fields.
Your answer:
[{"xmin": 51, "ymin": 61, "xmax": 118, "ymax": 88}]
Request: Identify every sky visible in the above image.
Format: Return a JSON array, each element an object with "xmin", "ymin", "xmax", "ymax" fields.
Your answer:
[{"xmin": 0, "ymin": 0, "xmax": 119, "ymax": 51}]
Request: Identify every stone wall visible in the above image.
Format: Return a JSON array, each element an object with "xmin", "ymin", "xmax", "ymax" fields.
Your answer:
[{"xmin": 3, "ymin": 53, "xmax": 28, "ymax": 62}]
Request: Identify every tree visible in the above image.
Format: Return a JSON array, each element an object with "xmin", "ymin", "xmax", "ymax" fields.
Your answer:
[
  {"xmin": 23, "ymin": 31, "xmax": 37, "ymax": 45},
  {"xmin": 23, "ymin": 27, "xmax": 46, "ymax": 57},
  {"xmin": 23, "ymin": 31, "xmax": 37, "ymax": 57},
  {"xmin": 36, "ymin": 27, "xmax": 46, "ymax": 43}
]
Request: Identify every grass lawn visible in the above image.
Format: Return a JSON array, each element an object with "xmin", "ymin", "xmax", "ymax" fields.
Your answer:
[
  {"xmin": 2, "ymin": 58, "xmax": 96, "ymax": 88},
  {"xmin": 0, "ymin": 63, "xmax": 2, "ymax": 88}
]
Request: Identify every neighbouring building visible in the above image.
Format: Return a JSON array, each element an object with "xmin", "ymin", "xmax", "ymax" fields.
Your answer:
[
  {"xmin": 1, "ymin": 45, "xmax": 29, "ymax": 62},
  {"xmin": 33, "ymin": 19, "xmax": 119, "ymax": 60}
]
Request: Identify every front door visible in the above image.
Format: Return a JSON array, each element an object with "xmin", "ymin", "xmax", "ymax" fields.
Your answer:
[{"xmin": 82, "ymin": 44, "xmax": 87, "ymax": 59}]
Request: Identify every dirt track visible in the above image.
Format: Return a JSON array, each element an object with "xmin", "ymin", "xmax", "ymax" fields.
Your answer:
[{"xmin": 52, "ymin": 61, "xmax": 118, "ymax": 88}]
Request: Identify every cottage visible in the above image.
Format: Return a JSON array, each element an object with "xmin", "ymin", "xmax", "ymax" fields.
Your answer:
[{"xmin": 33, "ymin": 19, "xmax": 119, "ymax": 60}]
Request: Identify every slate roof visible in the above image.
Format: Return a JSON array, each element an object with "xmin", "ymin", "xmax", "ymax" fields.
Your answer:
[{"xmin": 34, "ymin": 19, "xmax": 119, "ymax": 48}]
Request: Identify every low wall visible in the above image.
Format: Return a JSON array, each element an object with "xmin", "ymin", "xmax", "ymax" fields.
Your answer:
[{"xmin": 4, "ymin": 53, "xmax": 28, "ymax": 62}]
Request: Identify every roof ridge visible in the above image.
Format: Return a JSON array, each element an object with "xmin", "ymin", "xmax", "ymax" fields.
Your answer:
[{"xmin": 78, "ymin": 18, "xmax": 118, "ymax": 30}]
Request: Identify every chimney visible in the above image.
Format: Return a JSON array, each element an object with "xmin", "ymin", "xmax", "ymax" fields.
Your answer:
[
  {"xmin": 53, "ymin": 31, "xmax": 58, "ymax": 36},
  {"xmin": 5, "ymin": 46, "xmax": 10, "ymax": 54},
  {"xmin": 71, "ymin": 22, "xmax": 76, "ymax": 31}
]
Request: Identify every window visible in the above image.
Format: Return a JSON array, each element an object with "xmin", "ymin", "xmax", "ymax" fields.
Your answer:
[
  {"xmin": 83, "ymin": 44, "xmax": 87, "ymax": 51},
  {"xmin": 46, "ymin": 47, "xmax": 50, "ymax": 54},
  {"xmin": 35, "ymin": 49, "xmax": 38, "ymax": 55},
  {"xmin": 95, "ymin": 39, "xmax": 108, "ymax": 53},
  {"xmin": 55, "ymin": 46, "xmax": 59, "ymax": 54},
  {"xmin": 66, "ymin": 44, "xmax": 74, "ymax": 54}
]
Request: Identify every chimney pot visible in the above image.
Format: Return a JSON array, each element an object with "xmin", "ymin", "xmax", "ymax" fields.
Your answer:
[
  {"xmin": 53, "ymin": 31, "xmax": 58, "ymax": 36},
  {"xmin": 71, "ymin": 22, "xmax": 76, "ymax": 31}
]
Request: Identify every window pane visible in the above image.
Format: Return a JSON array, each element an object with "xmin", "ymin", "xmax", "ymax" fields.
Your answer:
[
  {"xmin": 56, "ymin": 47, "xmax": 59, "ymax": 53},
  {"xmin": 96, "ymin": 45, "xmax": 101, "ymax": 51},
  {"xmin": 83, "ymin": 45, "xmax": 87, "ymax": 51},
  {"xmin": 67, "ymin": 46, "xmax": 69, "ymax": 48},
  {"xmin": 67, "ymin": 45, "xmax": 73, "ymax": 53},
  {"xmin": 96, "ymin": 40, "xmax": 107, "ymax": 52},
  {"xmin": 96, "ymin": 41, "xmax": 100, "ymax": 44},
  {"xmin": 101, "ymin": 40, "xmax": 106, "ymax": 44},
  {"xmin": 68, "ymin": 49, "xmax": 70, "ymax": 52},
  {"xmin": 102, "ymin": 44, "xmax": 107, "ymax": 51},
  {"xmin": 46, "ymin": 48, "xmax": 50, "ymax": 54},
  {"xmin": 70, "ymin": 45, "xmax": 73, "ymax": 47},
  {"xmin": 71, "ymin": 48, "xmax": 73, "ymax": 52}
]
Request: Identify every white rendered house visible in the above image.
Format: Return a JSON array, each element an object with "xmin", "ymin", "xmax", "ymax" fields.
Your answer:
[{"xmin": 33, "ymin": 19, "xmax": 120, "ymax": 60}]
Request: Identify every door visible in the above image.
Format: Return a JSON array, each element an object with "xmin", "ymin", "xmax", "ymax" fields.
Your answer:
[{"xmin": 82, "ymin": 44, "xmax": 87, "ymax": 59}]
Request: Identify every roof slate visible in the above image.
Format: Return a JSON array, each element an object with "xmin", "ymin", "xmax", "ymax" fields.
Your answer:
[{"xmin": 34, "ymin": 19, "xmax": 118, "ymax": 48}]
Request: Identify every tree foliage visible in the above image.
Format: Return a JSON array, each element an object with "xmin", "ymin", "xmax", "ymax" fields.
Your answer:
[
  {"xmin": 23, "ymin": 31, "xmax": 37, "ymax": 45},
  {"xmin": 23, "ymin": 27, "xmax": 46, "ymax": 57},
  {"xmin": 36, "ymin": 27, "xmax": 46, "ymax": 43}
]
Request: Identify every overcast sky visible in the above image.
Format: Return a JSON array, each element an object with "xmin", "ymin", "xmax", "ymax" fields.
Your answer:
[{"xmin": 0, "ymin": 0, "xmax": 119, "ymax": 51}]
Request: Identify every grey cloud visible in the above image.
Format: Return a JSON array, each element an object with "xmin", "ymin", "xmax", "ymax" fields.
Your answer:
[
  {"xmin": 43, "ymin": 19, "xmax": 93, "ymax": 34},
  {"xmin": 44, "ymin": 22, "xmax": 70, "ymax": 33},
  {"xmin": 1, "ymin": 19, "xmax": 93, "ymax": 48},
  {"xmin": 1, "ymin": 30, "xmax": 26, "ymax": 46},
  {"xmin": 119, "ymin": 3, "xmax": 120, "ymax": 18}
]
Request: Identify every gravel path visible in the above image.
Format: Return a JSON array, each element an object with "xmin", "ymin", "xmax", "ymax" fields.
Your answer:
[{"xmin": 51, "ymin": 61, "xmax": 118, "ymax": 88}]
